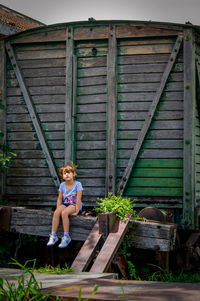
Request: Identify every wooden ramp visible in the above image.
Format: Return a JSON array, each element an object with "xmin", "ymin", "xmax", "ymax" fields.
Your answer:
[
  {"xmin": 72, "ymin": 213, "xmax": 132, "ymax": 273},
  {"xmin": 71, "ymin": 222, "xmax": 102, "ymax": 272}
]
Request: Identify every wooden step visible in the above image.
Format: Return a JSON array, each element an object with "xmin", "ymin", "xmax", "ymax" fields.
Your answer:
[
  {"xmin": 71, "ymin": 221, "xmax": 102, "ymax": 272},
  {"xmin": 90, "ymin": 213, "xmax": 132, "ymax": 273}
]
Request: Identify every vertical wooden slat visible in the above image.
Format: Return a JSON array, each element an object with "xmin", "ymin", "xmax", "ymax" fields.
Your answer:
[
  {"xmin": 117, "ymin": 35, "xmax": 183, "ymax": 195},
  {"xmin": 5, "ymin": 41, "xmax": 60, "ymax": 189},
  {"xmin": 183, "ymin": 28, "xmax": 196, "ymax": 228},
  {"xmin": 0, "ymin": 40, "xmax": 6, "ymax": 199},
  {"xmin": 72, "ymin": 54, "xmax": 77, "ymax": 164},
  {"xmin": 106, "ymin": 25, "xmax": 117, "ymax": 195},
  {"xmin": 65, "ymin": 26, "xmax": 75, "ymax": 164}
]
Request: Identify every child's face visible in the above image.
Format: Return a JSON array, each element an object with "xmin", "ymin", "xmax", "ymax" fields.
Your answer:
[{"xmin": 62, "ymin": 166, "xmax": 75, "ymax": 181}]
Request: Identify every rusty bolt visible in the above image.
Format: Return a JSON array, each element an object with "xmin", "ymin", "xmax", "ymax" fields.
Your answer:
[
  {"xmin": 0, "ymin": 90, "xmax": 2, "ymax": 95},
  {"xmin": 185, "ymin": 84, "xmax": 190, "ymax": 89},
  {"xmin": 109, "ymin": 175, "xmax": 113, "ymax": 179},
  {"xmin": 123, "ymin": 177, "xmax": 127, "ymax": 182}
]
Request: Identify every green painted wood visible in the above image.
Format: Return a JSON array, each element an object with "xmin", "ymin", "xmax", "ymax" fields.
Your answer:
[
  {"xmin": 117, "ymin": 34, "xmax": 183, "ymax": 195},
  {"xmin": 0, "ymin": 40, "xmax": 6, "ymax": 199},
  {"xmin": 127, "ymin": 177, "xmax": 183, "ymax": 187},
  {"xmin": 106, "ymin": 25, "xmax": 117, "ymax": 194},
  {"xmin": 5, "ymin": 42, "xmax": 60, "ymax": 189},
  {"xmin": 117, "ymin": 168, "xmax": 183, "ymax": 178},
  {"xmin": 183, "ymin": 29, "xmax": 196, "ymax": 228},
  {"xmin": 125, "ymin": 187, "xmax": 183, "ymax": 197}
]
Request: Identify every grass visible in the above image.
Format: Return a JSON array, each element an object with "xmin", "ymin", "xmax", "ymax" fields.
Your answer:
[
  {"xmin": 0, "ymin": 259, "xmax": 57, "ymax": 300},
  {"xmin": 34, "ymin": 264, "xmax": 74, "ymax": 275}
]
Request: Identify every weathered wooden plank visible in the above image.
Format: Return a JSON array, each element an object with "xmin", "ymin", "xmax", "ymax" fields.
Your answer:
[
  {"xmin": 90, "ymin": 213, "xmax": 132, "ymax": 273},
  {"xmin": 7, "ymin": 168, "xmax": 52, "ymax": 177},
  {"xmin": 8, "ymin": 207, "xmax": 96, "ymax": 241},
  {"xmin": 77, "ymin": 56, "xmax": 107, "ymax": 68},
  {"xmin": 77, "ymin": 67, "xmax": 107, "ymax": 78},
  {"xmin": 76, "ymin": 132, "xmax": 106, "ymax": 141},
  {"xmin": 74, "ymin": 26, "xmax": 108, "ymax": 40},
  {"xmin": 106, "ymin": 25, "xmax": 117, "ymax": 194},
  {"xmin": 76, "ymin": 122, "xmax": 106, "ymax": 132},
  {"xmin": 118, "ymin": 101, "xmax": 183, "ymax": 111},
  {"xmin": 7, "ymin": 122, "xmax": 64, "ymax": 132},
  {"xmin": 10, "ymin": 29, "xmax": 66, "ymax": 43},
  {"xmin": 18, "ymin": 58, "xmax": 66, "ymax": 69},
  {"xmin": 119, "ymin": 43, "xmax": 173, "ymax": 55},
  {"xmin": 119, "ymin": 63, "xmax": 183, "ymax": 74},
  {"xmin": 0, "ymin": 40, "xmax": 6, "ymax": 199},
  {"xmin": 77, "ymin": 103, "xmax": 106, "ymax": 114},
  {"xmin": 77, "ymin": 85, "xmax": 106, "ymax": 95},
  {"xmin": 183, "ymin": 29, "xmax": 196, "ymax": 227},
  {"xmin": 119, "ymin": 38, "xmax": 174, "ymax": 46},
  {"xmin": 118, "ymin": 82, "xmax": 183, "ymax": 93},
  {"xmin": 71, "ymin": 222, "xmax": 103, "ymax": 272},
  {"xmin": 118, "ymin": 120, "xmax": 183, "ymax": 130},
  {"xmin": 8, "ymin": 67, "xmax": 65, "ymax": 78},
  {"xmin": 119, "ymin": 111, "xmax": 183, "ymax": 121},
  {"xmin": 118, "ymin": 140, "xmax": 183, "ymax": 149},
  {"xmin": 14, "ymin": 42, "xmax": 66, "ymax": 52},
  {"xmin": 76, "ymin": 140, "xmax": 106, "ymax": 150},
  {"xmin": 8, "ymin": 77, "xmax": 66, "ymax": 87},
  {"xmin": 76, "ymin": 47, "xmax": 107, "ymax": 57},
  {"xmin": 77, "ymin": 94, "xmax": 107, "ymax": 104},
  {"xmin": 7, "ymin": 131, "xmax": 64, "ymax": 141},
  {"xmin": 118, "ymin": 149, "xmax": 183, "ymax": 159},
  {"xmin": 78, "ymin": 75, "xmax": 107, "ymax": 87},
  {"xmin": 6, "ymin": 95, "xmax": 65, "ymax": 106},
  {"xmin": 116, "ymin": 24, "xmax": 181, "ymax": 39},
  {"xmin": 16, "ymin": 49, "xmax": 66, "ymax": 60},
  {"xmin": 118, "ymin": 130, "xmax": 183, "ymax": 140},
  {"xmin": 118, "ymin": 91, "xmax": 183, "ymax": 102},
  {"xmin": 118, "ymin": 53, "xmax": 180, "ymax": 65},
  {"xmin": 7, "ymin": 86, "xmax": 66, "ymax": 96},
  {"xmin": 118, "ymin": 72, "xmax": 183, "ymax": 84},
  {"xmin": 76, "ymin": 112, "xmax": 106, "ymax": 123}
]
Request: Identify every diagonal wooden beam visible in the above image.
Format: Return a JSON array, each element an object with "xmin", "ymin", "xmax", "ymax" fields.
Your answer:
[
  {"xmin": 106, "ymin": 25, "xmax": 117, "ymax": 195},
  {"xmin": 5, "ymin": 42, "xmax": 60, "ymax": 189},
  {"xmin": 117, "ymin": 35, "xmax": 183, "ymax": 195}
]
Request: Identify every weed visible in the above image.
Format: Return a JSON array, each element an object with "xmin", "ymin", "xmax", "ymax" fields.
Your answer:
[
  {"xmin": 35, "ymin": 264, "xmax": 73, "ymax": 274},
  {"xmin": 0, "ymin": 259, "xmax": 61, "ymax": 300}
]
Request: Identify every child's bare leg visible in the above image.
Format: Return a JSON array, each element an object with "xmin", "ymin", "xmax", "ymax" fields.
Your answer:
[
  {"xmin": 51, "ymin": 205, "xmax": 66, "ymax": 232},
  {"xmin": 61, "ymin": 205, "xmax": 76, "ymax": 232}
]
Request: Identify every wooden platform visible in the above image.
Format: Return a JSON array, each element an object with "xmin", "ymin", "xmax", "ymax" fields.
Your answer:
[
  {"xmin": 1, "ymin": 268, "xmax": 200, "ymax": 301},
  {"xmin": 44, "ymin": 278, "xmax": 200, "ymax": 301}
]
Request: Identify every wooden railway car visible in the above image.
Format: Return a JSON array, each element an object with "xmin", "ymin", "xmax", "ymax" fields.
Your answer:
[{"xmin": 1, "ymin": 20, "xmax": 200, "ymax": 232}]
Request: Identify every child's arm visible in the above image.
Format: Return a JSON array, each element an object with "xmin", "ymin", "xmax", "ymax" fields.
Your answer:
[
  {"xmin": 56, "ymin": 192, "xmax": 63, "ymax": 208},
  {"xmin": 75, "ymin": 190, "xmax": 83, "ymax": 214}
]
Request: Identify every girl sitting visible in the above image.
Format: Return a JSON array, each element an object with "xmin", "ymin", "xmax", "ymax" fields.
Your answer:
[{"xmin": 47, "ymin": 162, "xmax": 83, "ymax": 248}]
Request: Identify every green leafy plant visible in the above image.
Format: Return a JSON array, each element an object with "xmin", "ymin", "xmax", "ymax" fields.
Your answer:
[
  {"xmin": 0, "ymin": 259, "xmax": 60, "ymax": 300},
  {"xmin": 95, "ymin": 193, "xmax": 136, "ymax": 221}
]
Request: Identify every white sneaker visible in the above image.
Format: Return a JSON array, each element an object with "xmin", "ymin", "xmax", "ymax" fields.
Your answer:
[
  {"xmin": 47, "ymin": 234, "xmax": 58, "ymax": 246},
  {"xmin": 58, "ymin": 235, "xmax": 71, "ymax": 248}
]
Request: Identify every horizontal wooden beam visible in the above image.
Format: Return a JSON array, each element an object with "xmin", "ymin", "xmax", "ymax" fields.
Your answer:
[{"xmin": 0, "ymin": 206, "xmax": 176, "ymax": 252}]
